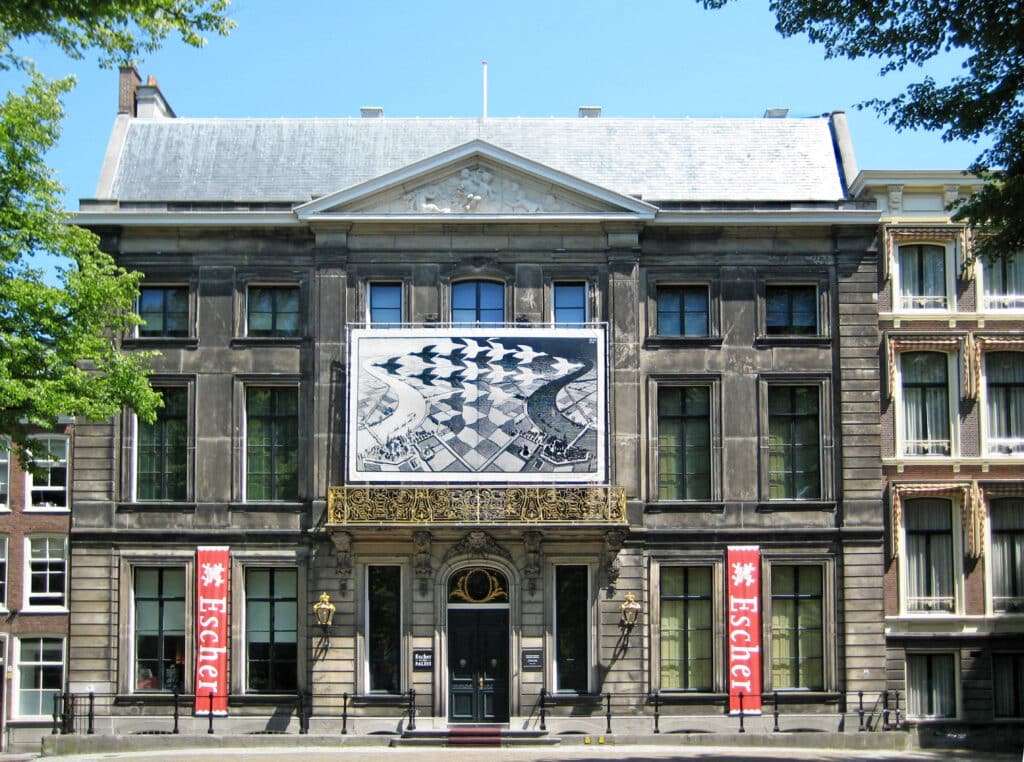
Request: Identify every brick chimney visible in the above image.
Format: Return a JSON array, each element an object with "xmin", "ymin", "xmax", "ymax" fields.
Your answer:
[{"xmin": 118, "ymin": 66, "xmax": 141, "ymax": 115}]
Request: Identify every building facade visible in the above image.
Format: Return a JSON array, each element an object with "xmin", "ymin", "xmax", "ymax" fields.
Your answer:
[{"xmin": 58, "ymin": 68, "xmax": 890, "ymax": 745}]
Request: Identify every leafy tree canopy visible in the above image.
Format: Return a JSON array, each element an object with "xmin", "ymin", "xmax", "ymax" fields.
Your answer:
[{"xmin": 701, "ymin": 0, "xmax": 1024, "ymax": 260}]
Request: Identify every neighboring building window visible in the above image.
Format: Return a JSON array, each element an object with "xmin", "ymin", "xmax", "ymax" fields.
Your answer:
[
  {"xmin": 17, "ymin": 637, "xmax": 63, "ymax": 717},
  {"xmin": 994, "ymin": 653, "xmax": 1024, "ymax": 718},
  {"xmin": 982, "ymin": 255, "xmax": 1024, "ymax": 311},
  {"xmin": 452, "ymin": 280, "xmax": 504, "ymax": 325},
  {"xmin": 246, "ymin": 388, "xmax": 298, "ymax": 501},
  {"xmin": 247, "ymin": 286, "xmax": 300, "ymax": 337},
  {"xmin": 660, "ymin": 566, "xmax": 712, "ymax": 691},
  {"xmin": 368, "ymin": 282, "xmax": 403, "ymax": 325},
  {"xmin": 904, "ymin": 499, "xmax": 955, "ymax": 613},
  {"xmin": 907, "ymin": 652, "xmax": 956, "ymax": 718},
  {"xmin": 26, "ymin": 435, "xmax": 68, "ymax": 509},
  {"xmin": 0, "ymin": 444, "xmax": 8, "ymax": 509},
  {"xmin": 246, "ymin": 568, "xmax": 297, "ymax": 692},
  {"xmin": 991, "ymin": 498, "xmax": 1024, "ymax": 613},
  {"xmin": 771, "ymin": 565, "xmax": 824, "ymax": 690},
  {"xmin": 367, "ymin": 566, "xmax": 401, "ymax": 693},
  {"xmin": 138, "ymin": 286, "xmax": 189, "ymax": 337},
  {"xmin": 553, "ymin": 282, "xmax": 587, "ymax": 325},
  {"xmin": 0, "ymin": 536, "xmax": 7, "ymax": 609},
  {"xmin": 900, "ymin": 352, "xmax": 952, "ymax": 456},
  {"xmin": 657, "ymin": 387, "xmax": 711, "ymax": 500},
  {"xmin": 985, "ymin": 353, "xmax": 1024, "ymax": 455},
  {"xmin": 898, "ymin": 244, "xmax": 949, "ymax": 310},
  {"xmin": 134, "ymin": 567, "xmax": 185, "ymax": 692},
  {"xmin": 555, "ymin": 565, "xmax": 588, "ymax": 693},
  {"xmin": 768, "ymin": 386, "xmax": 820, "ymax": 499},
  {"xmin": 26, "ymin": 536, "xmax": 65, "ymax": 609},
  {"xmin": 766, "ymin": 285, "xmax": 817, "ymax": 335},
  {"xmin": 656, "ymin": 285, "xmax": 709, "ymax": 337},
  {"xmin": 137, "ymin": 388, "xmax": 188, "ymax": 501}
]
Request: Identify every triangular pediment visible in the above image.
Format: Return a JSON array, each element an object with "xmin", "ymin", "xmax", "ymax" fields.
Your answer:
[{"xmin": 295, "ymin": 140, "xmax": 656, "ymax": 220}]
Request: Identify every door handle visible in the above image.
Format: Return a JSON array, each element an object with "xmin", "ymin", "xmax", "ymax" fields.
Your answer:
[{"xmin": 478, "ymin": 675, "xmax": 484, "ymax": 689}]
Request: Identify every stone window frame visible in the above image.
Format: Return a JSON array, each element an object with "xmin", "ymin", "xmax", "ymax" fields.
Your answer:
[
  {"xmin": 446, "ymin": 276, "xmax": 509, "ymax": 326},
  {"xmin": 549, "ymin": 561, "xmax": 594, "ymax": 696},
  {"xmin": 357, "ymin": 560, "xmax": 409, "ymax": 697},
  {"xmin": 364, "ymin": 280, "xmax": 407, "ymax": 326},
  {"xmin": 126, "ymin": 377, "xmax": 196, "ymax": 505},
  {"xmin": 128, "ymin": 276, "xmax": 198, "ymax": 347},
  {"xmin": 644, "ymin": 269, "xmax": 721, "ymax": 346},
  {"xmin": 233, "ymin": 375, "xmax": 303, "ymax": 506},
  {"xmin": 755, "ymin": 271, "xmax": 832, "ymax": 344},
  {"xmin": 548, "ymin": 279, "xmax": 592, "ymax": 326},
  {"xmin": 232, "ymin": 271, "xmax": 308, "ymax": 345}
]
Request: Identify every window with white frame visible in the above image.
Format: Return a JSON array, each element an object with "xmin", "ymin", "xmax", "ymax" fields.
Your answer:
[
  {"xmin": 368, "ymin": 282, "xmax": 403, "ymax": 325},
  {"xmin": 981, "ymin": 255, "xmax": 1024, "ymax": 311},
  {"xmin": 26, "ymin": 536, "xmax": 66, "ymax": 609},
  {"xmin": 16, "ymin": 637, "xmax": 64, "ymax": 717},
  {"xmin": 0, "ymin": 536, "xmax": 8, "ymax": 609},
  {"xmin": 555, "ymin": 565, "xmax": 589, "ymax": 693},
  {"xmin": 990, "ymin": 498, "xmax": 1024, "ymax": 614},
  {"xmin": 899, "ymin": 352, "xmax": 954, "ymax": 456},
  {"xmin": 904, "ymin": 499, "xmax": 956, "ymax": 613},
  {"xmin": 26, "ymin": 435, "xmax": 68, "ymax": 509},
  {"xmin": 907, "ymin": 652, "xmax": 957, "ymax": 718},
  {"xmin": 553, "ymin": 281, "xmax": 588, "ymax": 326},
  {"xmin": 994, "ymin": 653, "xmax": 1024, "ymax": 717},
  {"xmin": 246, "ymin": 567, "xmax": 297, "ymax": 692},
  {"xmin": 659, "ymin": 565, "xmax": 712, "ymax": 691},
  {"xmin": 0, "ymin": 444, "xmax": 8, "ymax": 509},
  {"xmin": 985, "ymin": 353, "xmax": 1024, "ymax": 455},
  {"xmin": 897, "ymin": 244, "xmax": 950, "ymax": 311}
]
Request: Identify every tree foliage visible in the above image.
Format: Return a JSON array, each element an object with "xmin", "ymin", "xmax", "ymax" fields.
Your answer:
[{"xmin": 701, "ymin": 0, "xmax": 1024, "ymax": 260}]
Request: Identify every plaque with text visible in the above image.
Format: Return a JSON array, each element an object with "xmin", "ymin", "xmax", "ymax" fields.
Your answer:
[
  {"xmin": 521, "ymin": 649, "xmax": 543, "ymax": 671},
  {"xmin": 413, "ymin": 650, "xmax": 433, "ymax": 671}
]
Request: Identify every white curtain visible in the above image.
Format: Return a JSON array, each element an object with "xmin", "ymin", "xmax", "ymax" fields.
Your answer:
[
  {"xmin": 991, "ymin": 499, "xmax": 1024, "ymax": 611},
  {"xmin": 905, "ymin": 499, "xmax": 953, "ymax": 612},
  {"xmin": 987, "ymin": 353, "xmax": 1024, "ymax": 447},
  {"xmin": 903, "ymin": 353, "xmax": 950, "ymax": 454}
]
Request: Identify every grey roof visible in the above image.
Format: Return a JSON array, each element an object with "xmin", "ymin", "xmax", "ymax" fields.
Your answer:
[{"xmin": 104, "ymin": 117, "xmax": 847, "ymax": 204}]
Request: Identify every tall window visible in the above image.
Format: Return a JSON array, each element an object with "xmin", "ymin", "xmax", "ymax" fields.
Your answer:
[
  {"xmin": 907, "ymin": 652, "xmax": 956, "ymax": 718},
  {"xmin": 986, "ymin": 353, "xmax": 1024, "ymax": 454},
  {"xmin": 26, "ymin": 536, "xmax": 65, "ymax": 609},
  {"xmin": 905, "ymin": 499, "xmax": 954, "ymax": 613},
  {"xmin": 452, "ymin": 280, "xmax": 504, "ymax": 325},
  {"xmin": 247, "ymin": 286, "xmax": 300, "ymax": 337},
  {"xmin": 553, "ymin": 282, "xmax": 587, "ymax": 325},
  {"xmin": 367, "ymin": 566, "xmax": 401, "ymax": 693},
  {"xmin": 901, "ymin": 352, "xmax": 951, "ymax": 456},
  {"xmin": 771, "ymin": 565, "xmax": 824, "ymax": 690},
  {"xmin": 134, "ymin": 567, "xmax": 185, "ymax": 692},
  {"xmin": 555, "ymin": 565, "xmax": 588, "ymax": 693},
  {"xmin": 898, "ymin": 244, "xmax": 948, "ymax": 310},
  {"xmin": 991, "ymin": 498, "xmax": 1024, "ymax": 613},
  {"xmin": 0, "ymin": 444, "xmax": 8, "ymax": 509},
  {"xmin": 137, "ymin": 388, "xmax": 188, "ymax": 501},
  {"xmin": 368, "ymin": 282, "xmax": 403, "ymax": 325},
  {"xmin": 766, "ymin": 285, "xmax": 817, "ymax": 335},
  {"xmin": 660, "ymin": 566, "xmax": 712, "ymax": 691},
  {"xmin": 138, "ymin": 286, "xmax": 189, "ymax": 337},
  {"xmin": 0, "ymin": 536, "xmax": 8, "ymax": 609},
  {"xmin": 17, "ymin": 637, "xmax": 63, "ymax": 716},
  {"xmin": 246, "ymin": 568, "xmax": 297, "ymax": 692},
  {"xmin": 246, "ymin": 388, "xmax": 298, "ymax": 501},
  {"xmin": 994, "ymin": 653, "xmax": 1024, "ymax": 718},
  {"xmin": 656, "ymin": 285, "xmax": 709, "ymax": 337},
  {"xmin": 768, "ymin": 386, "xmax": 820, "ymax": 499},
  {"xmin": 983, "ymin": 255, "xmax": 1024, "ymax": 310},
  {"xmin": 26, "ymin": 435, "xmax": 68, "ymax": 508},
  {"xmin": 657, "ymin": 387, "xmax": 711, "ymax": 500}
]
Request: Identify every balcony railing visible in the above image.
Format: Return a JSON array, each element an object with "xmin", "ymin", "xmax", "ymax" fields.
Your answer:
[
  {"xmin": 903, "ymin": 439, "xmax": 951, "ymax": 456},
  {"xmin": 906, "ymin": 596, "xmax": 955, "ymax": 613},
  {"xmin": 986, "ymin": 437, "xmax": 1024, "ymax": 456},
  {"xmin": 327, "ymin": 485, "xmax": 626, "ymax": 525}
]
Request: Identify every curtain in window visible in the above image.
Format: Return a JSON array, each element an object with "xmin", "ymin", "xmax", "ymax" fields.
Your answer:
[
  {"xmin": 660, "ymin": 567, "xmax": 712, "ymax": 690},
  {"xmin": 905, "ymin": 499, "xmax": 954, "ymax": 612},
  {"xmin": 899, "ymin": 245, "xmax": 946, "ymax": 308},
  {"xmin": 991, "ymin": 499, "xmax": 1024, "ymax": 612},
  {"xmin": 987, "ymin": 353, "xmax": 1024, "ymax": 448},
  {"xmin": 909, "ymin": 653, "xmax": 955, "ymax": 718},
  {"xmin": 902, "ymin": 353, "xmax": 950, "ymax": 453},
  {"xmin": 993, "ymin": 653, "xmax": 1024, "ymax": 717}
]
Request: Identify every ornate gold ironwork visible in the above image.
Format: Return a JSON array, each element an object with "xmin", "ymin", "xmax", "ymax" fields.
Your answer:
[
  {"xmin": 448, "ymin": 567, "xmax": 509, "ymax": 604},
  {"xmin": 327, "ymin": 485, "xmax": 626, "ymax": 525}
]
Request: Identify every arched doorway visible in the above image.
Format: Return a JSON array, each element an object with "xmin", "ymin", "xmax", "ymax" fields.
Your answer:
[{"xmin": 447, "ymin": 567, "xmax": 509, "ymax": 723}]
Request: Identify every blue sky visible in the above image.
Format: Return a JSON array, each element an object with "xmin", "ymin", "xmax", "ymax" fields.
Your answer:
[{"xmin": 14, "ymin": 0, "xmax": 982, "ymax": 209}]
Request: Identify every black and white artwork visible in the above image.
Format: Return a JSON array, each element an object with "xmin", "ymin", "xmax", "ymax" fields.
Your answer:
[{"xmin": 347, "ymin": 327, "xmax": 606, "ymax": 483}]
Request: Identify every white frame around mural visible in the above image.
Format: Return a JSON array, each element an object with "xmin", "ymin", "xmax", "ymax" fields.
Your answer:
[{"xmin": 347, "ymin": 326, "xmax": 607, "ymax": 483}]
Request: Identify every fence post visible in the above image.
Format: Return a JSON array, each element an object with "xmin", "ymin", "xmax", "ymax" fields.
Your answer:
[
  {"xmin": 882, "ymin": 689, "xmax": 890, "ymax": 730},
  {"xmin": 63, "ymin": 692, "xmax": 74, "ymax": 734},
  {"xmin": 651, "ymin": 692, "xmax": 660, "ymax": 734},
  {"xmin": 407, "ymin": 688, "xmax": 416, "ymax": 731},
  {"xmin": 738, "ymin": 692, "xmax": 745, "ymax": 733},
  {"xmin": 296, "ymin": 690, "xmax": 308, "ymax": 735},
  {"xmin": 207, "ymin": 691, "xmax": 215, "ymax": 734},
  {"xmin": 51, "ymin": 693, "xmax": 61, "ymax": 735},
  {"xmin": 173, "ymin": 691, "xmax": 180, "ymax": 734},
  {"xmin": 772, "ymin": 691, "xmax": 779, "ymax": 732},
  {"xmin": 341, "ymin": 692, "xmax": 349, "ymax": 735},
  {"xmin": 539, "ymin": 688, "xmax": 547, "ymax": 731},
  {"xmin": 894, "ymin": 690, "xmax": 901, "ymax": 728},
  {"xmin": 858, "ymin": 690, "xmax": 865, "ymax": 732},
  {"xmin": 87, "ymin": 692, "xmax": 95, "ymax": 735},
  {"xmin": 605, "ymin": 692, "xmax": 612, "ymax": 734}
]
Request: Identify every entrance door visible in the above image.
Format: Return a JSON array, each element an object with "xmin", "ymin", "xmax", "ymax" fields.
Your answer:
[{"xmin": 448, "ymin": 609, "xmax": 509, "ymax": 722}]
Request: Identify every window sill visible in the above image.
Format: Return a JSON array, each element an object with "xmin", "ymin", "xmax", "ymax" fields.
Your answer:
[
  {"xmin": 230, "ymin": 502, "xmax": 305, "ymax": 512},
  {"xmin": 545, "ymin": 692, "xmax": 604, "ymax": 704},
  {"xmin": 118, "ymin": 502, "xmax": 196, "ymax": 513},
  {"xmin": 754, "ymin": 335, "xmax": 831, "ymax": 347},
  {"xmin": 350, "ymin": 693, "xmax": 409, "ymax": 706},
  {"xmin": 769, "ymin": 690, "xmax": 841, "ymax": 705},
  {"xmin": 20, "ymin": 607, "xmax": 68, "ymax": 615},
  {"xmin": 124, "ymin": 337, "xmax": 199, "ymax": 350},
  {"xmin": 231, "ymin": 693, "xmax": 301, "ymax": 706},
  {"xmin": 645, "ymin": 501, "xmax": 724, "ymax": 514},
  {"xmin": 644, "ymin": 336, "xmax": 723, "ymax": 350},
  {"xmin": 114, "ymin": 693, "xmax": 184, "ymax": 706},
  {"xmin": 651, "ymin": 692, "xmax": 726, "ymax": 705},
  {"xmin": 230, "ymin": 337, "xmax": 305, "ymax": 349},
  {"xmin": 24, "ymin": 506, "xmax": 70, "ymax": 513},
  {"xmin": 757, "ymin": 501, "xmax": 836, "ymax": 512}
]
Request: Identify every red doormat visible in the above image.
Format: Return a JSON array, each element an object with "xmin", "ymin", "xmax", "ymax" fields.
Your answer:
[{"xmin": 447, "ymin": 725, "xmax": 503, "ymax": 747}]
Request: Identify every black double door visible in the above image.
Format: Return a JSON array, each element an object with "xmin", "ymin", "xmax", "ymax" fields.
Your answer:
[{"xmin": 448, "ymin": 609, "xmax": 509, "ymax": 722}]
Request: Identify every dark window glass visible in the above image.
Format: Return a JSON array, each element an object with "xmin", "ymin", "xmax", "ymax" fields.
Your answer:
[
  {"xmin": 368, "ymin": 566, "xmax": 401, "ymax": 693},
  {"xmin": 768, "ymin": 386, "xmax": 820, "ymax": 499},
  {"xmin": 246, "ymin": 388, "xmax": 298, "ymax": 501},
  {"xmin": 657, "ymin": 286, "xmax": 709, "ymax": 337},
  {"xmin": 137, "ymin": 388, "xmax": 188, "ymax": 501},
  {"xmin": 901, "ymin": 352, "xmax": 951, "ymax": 456},
  {"xmin": 138, "ymin": 287, "xmax": 189, "ymax": 337},
  {"xmin": 134, "ymin": 567, "xmax": 185, "ymax": 693},
  {"xmin": 908, "ymin": 652, "xmax": 956, "ymax": 717},
  {"xmin": 994, "ymin": 653, "xmax": 1024, "ymax": 717},
  {"xmin": 657, "ymin": 387, "xmax": 711, "ymax": 500},
  {"xmin": 28, "ymin": 537, "xmax": 65, "ymax": 607},
  {"xmin": 246, "ymin": 568, "xmax": 297, "ymax": 692},
  {"xmin": 660, "ymin": 566, "xmax": 712, "ymax": 690},
  {"xmin": 766, "ymin": 285, "xmax": 817, "ymax": 335},
  {"xmin": 991, "ymin": 498, "xmax": 1024, "ymax": 613},
  {"xmin": 905, "ymin": 499, "xmax": 954, "ymax": 613},
  {"xmin": 452, "ymin": 280, "xmax": 504, "ymax": 325},
  {"xmin": 369, "ymin": 283, "xmax": 403, "ymax": 325},
  {"xmin": 771, "ymin": 566, "xmax": 824, "ymax": 689},
  {"xmin": 248, "ymin": 286, "xmax": 300, "ymax": 337},
  {"xmin": 898, "ymin": 245, "xmax": 948, "ymax": 310},
  {"xmin": 986, "ymin": 353, "xmax": 1024, "ymax": 454},
  {"xmin": 553, "ymin": 282, "xmax": 587, "ymax": 325},
  {"xmin": 556, "ymin": 565, "xmax": 588, "ymax": 693},
  {"xmin": 0, "ymin": 538, "xmax": 7, "ymax": 608}
]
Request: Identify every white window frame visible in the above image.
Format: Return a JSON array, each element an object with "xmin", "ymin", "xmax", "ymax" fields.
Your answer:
[
  {"xmin": 895, "ymin": 352, "xmax": 959, "ymax": 458},
  {"xmin": 551, "ymin": 562, "xmax": 592, "ymax": 695},
  {"xmin": 0, "ymin": 535, "xmax": 8, "ymax": 612},
  {"xmin": 0, "ymin": 439, "xmax": 9, "ymax": 511},
  {"xmin": 550, "ymin": 280, "xmax": 590, "ymax": 326},
  {"xmin": 906, "ymin": 650, "xmax": 960, "ymax": 720},
  {"xmin": 366, "ymin": 281, "xmax": 405, "ymax": 326},
  {"xmin": 23, "ymin": 535, "xmax": 68, "ymax": 612},
  {"xmin": 984, "ymin": 497, "xmax": 1024, "ymax": 616},
  {"xmin": 363, "ymin": 563, "xmax": 404, "ymax": 695},
  {"xmin": 13, "ymin": 635, "xmax": 65, "ymax": 719},
  {"xmin": 897, "ymin": 497, "xmax": 963, "ymax": 616},
  {"xmin": 978, "ymin": 255, "xmax": 1024, "ymax": 313},
  {"xmin": 24, "ymin": 435, "xmax": 69, "ymax": 511},
  {"xmin": 892, "ymin": 242, "xmax": 956, "ymax": 313},
  {"xmin": 981, "ymin": 352, "xmax": 1024, "ymax": 457}
]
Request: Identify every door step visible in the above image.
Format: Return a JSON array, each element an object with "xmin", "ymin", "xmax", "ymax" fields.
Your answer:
[{"xmin": 393, "ymin": 727, "xmax": 559, "ymax": 748}]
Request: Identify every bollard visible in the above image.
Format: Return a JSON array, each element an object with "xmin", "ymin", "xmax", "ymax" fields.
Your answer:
[
  {"xmin": 651, "ymin": 693, "xmax": 660, "ymax": 734},
  {"xmin": 882, "ymin": 689, "xmax": 890, "ymax": 730},
  {"xmin": 605, "ymin": 692, "xmax": 612, "ymax": 734},
  {"xmin": 208, "ymin": 691, "xmax": 215, "ymax": 734},
  {"xmin": 772, "ymin": 691, "xmax": 779, "ymax": 732},
  {"xmin": 407, "ymin": 688, "xmax": 416, "ymax": 731},
  {"xmin": 539, "ymin": 688, "xmax": 547, "ymax": 731},
  {"xmin": 51, "ymin": 693, "xmax": 60, "ymax": 735},
  {"xmin": 858, "ymin": 690, "xmax": 864, "ymax": 732},
  {"xmin": 173, "ymin": 691, "xmax": 180, "ymax": 734},
  {"xmin": 738, "ymin": 692, "xmax": 745, "ymax": 733},
  {"xmin": 87, "ymin": 692, "xmax": 95, "ymax": 735},
  {"xmin": 341, "ymin": 692, "xmax": 348, "ymax": 735}
]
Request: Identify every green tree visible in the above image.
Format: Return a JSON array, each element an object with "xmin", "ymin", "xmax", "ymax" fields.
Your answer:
[
  {"xmin": 0, "ymin": 1, "xmax": 232, "ymax": 458},
  {"xmin": 701, "ymin": 0, "xmax": 1024, "ymax": 260}
]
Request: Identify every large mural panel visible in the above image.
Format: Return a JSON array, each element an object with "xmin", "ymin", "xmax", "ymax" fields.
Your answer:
[{"xmin": 347, "ymin": 327, "xmax": 607, "ymax": 483}]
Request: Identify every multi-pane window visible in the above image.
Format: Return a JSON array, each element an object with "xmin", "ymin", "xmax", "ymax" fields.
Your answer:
[
  {"xmin": 986, "ymin": 353, "xmax": 1024, "ymax": 455},
  {"xmin": 246, "ymin": 388, "xmax": 298, "ymax": 501},
  {"xmin": 555, "ymin": 565, "xmax": 588, "ymax": 693},
  {"xmin": 26, "ymin": 536, "xmax": 65, "ymax": 608},
  {"xmin": 991, "ymin": 498, "xmax": 1024, "ymax": 613},
  {"xmin": 0, "ymin": 536, "xmax": 7, "ymax": 608},
  {"xmin": 247, "ymin": 286, "xmax": 300, "ymax": 337},
  {"xmin": 982, "ymin": 255, "xmax": 1024, "ymax": 310},
  {"xmin": 907, "ymin": 652, "xmax": 956, "ymax": 718},
  {"xmin": 656, "ymin": 285, "xmax": 709, "ymax": 337},
  {"xmin": 898, "ymin": 244, "xmax": 949, "ymax": 310},
  {"xmin": 137, "ymin": 388, "xmax": 188, "ymax": 501},
  {"xmin": 368, "ymin": 282, "xmax": 403, "ymax": 325},
  {"xmin": 901, "ymin": 352, "xmax": 952, "ymax": 456},
  {"xmin": 368, "ymin": 566, "xmax": 401, "ymax": 693},
  {"xmin": 994, "ymin": 653, "xmax": 1024, "ymax": 718},
  {"xmin": 771, "ymin": 565, "xmax": 824, "ymax": 690},
  {"xmin": 134, "ymin": 567, "xmax": 186, "ymax": 692},
  {"xmin": 17, "ymin": 638, "xmax": 63, "ymax": 716},
  {"xmin": 553, "ymin": 282, "xmax": 587, "ymax": 325},
  {"xmin": 905, "ymin": 499, "xmax": 954, "ymax": 613},
  {"xmin": 657, "ymin": 387, "xmax": 711, "ymax": 500},
  {"xmin": 766, "ymin": 285, "xmax": 817, "ymax": 335},
  {"xmin": 452, "ymin": 280, "xmax": 504, "ymax": 325},
  {"xmin": 660, "ymin": 566, "xmax": 712, "ymax": 691},
  {"xmin": 0, "ymin": 444, "xmax": 8, "ymax": 508},
  {"xmin": 246, "ymin": 568, "xmax": 297, "ymax": 692},
  {"xmin": 26, "ymin": 435, "xmax": 68, "ymax": 508},
  {"xmin": 138, "ymin": 286, "xmax": 189, "ymax": 337},
  {"xmin": 768, "ymin": 386, "xmax": 820, "ymax": 499}
]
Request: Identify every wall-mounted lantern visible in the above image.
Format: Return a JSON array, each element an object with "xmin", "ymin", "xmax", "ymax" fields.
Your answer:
[
  {"xmin": 620, "ymin": 592, "xmax": 642, "ymax": 630},
  {"xmin": 313, "ymin": 591, "xmax": 336, "ymax": 633}
]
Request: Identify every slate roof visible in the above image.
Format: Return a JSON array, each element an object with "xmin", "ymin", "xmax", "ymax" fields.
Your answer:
[{"xmin": 103, "ymin": 116, "xmax": 847, "ymax": 204}]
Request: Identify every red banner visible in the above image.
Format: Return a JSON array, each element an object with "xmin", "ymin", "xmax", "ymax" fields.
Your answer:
[
  {"xmin": 727, "ymin": 545, "xmax": 762, "ymax": 715},
  {"xmin": 195, "ymin": 546, "xmax": 230, "ymax": 715}
]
